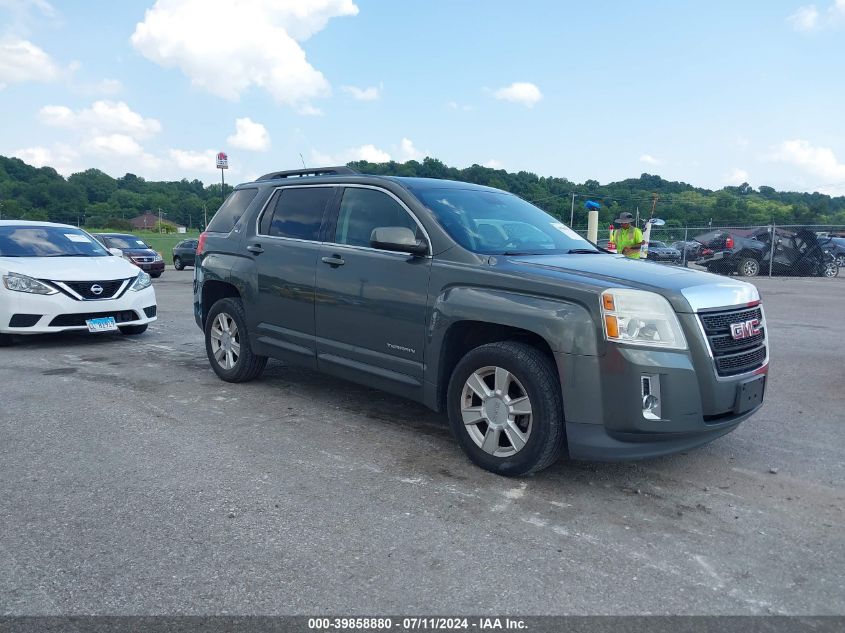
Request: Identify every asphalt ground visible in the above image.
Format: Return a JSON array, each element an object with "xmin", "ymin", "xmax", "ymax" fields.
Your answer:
[{"xmin": 1, "ymin": 270, "xmax": 843, "ymax": 615}]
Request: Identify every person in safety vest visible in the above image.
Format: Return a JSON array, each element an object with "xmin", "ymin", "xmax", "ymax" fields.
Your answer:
[{"xmin": 613, "ymin": 212, "xmax": 644, "ymax": 259}]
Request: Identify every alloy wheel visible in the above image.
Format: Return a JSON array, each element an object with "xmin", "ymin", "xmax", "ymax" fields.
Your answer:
[
  {"xmin": 209, "ymin": 313, "xmax": 241, "ymax": 370},
  {"xmin": 460, "ymin": 366, "xmax": 533, "ymax": 457},
  {"xmin": 823, "ymin": 262, "xmax": 838, "ymax": 278}
]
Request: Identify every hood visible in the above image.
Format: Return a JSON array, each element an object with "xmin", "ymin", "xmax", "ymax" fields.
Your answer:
[
  {"xmin": 506, "ymin": 253, "xmax": 758, "ymax": 313},
  {"xmin": 0, "ymin": 255, "xmax": 142, "ymax": 281}
]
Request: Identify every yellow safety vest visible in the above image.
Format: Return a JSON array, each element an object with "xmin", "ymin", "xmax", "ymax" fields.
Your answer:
[{"xmin": 614, "ymin": 226, "xmax": 643, "ymax": 259}]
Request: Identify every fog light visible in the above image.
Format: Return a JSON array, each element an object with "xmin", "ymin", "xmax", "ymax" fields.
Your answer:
[{"xmin": 641, "ymin": 374, "xmax": 662, "ymax": 420}]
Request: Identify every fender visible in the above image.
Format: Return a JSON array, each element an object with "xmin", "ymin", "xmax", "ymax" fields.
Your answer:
[{"xmin": 428, "ymin": 286, "xmax": 599, "ymax": 357}]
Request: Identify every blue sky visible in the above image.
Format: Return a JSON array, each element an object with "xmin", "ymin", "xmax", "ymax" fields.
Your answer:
[{"xmin": 1, "ymin": 0, "xmax": 844, "ymax": 194}]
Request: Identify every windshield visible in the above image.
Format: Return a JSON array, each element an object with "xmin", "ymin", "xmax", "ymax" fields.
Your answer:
[
  {"xmin": 0, "ymin": 226, "xmax": 110, "ymax": 258},
  {"xmin": 414, "ymin": 188, "xmax": 598, "ymax": 255},
  {"xmin": 104, "ymin": 235, "xmax": 151, "ymax": 249}
]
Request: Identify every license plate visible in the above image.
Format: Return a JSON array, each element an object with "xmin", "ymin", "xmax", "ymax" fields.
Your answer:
[
  {"xmin": 735, "ymin": 375, "xmax": 766, "ymax": 414},
  {"xmin": 86, "ymin": 316, "xmax": 118, "ymax": 333}
]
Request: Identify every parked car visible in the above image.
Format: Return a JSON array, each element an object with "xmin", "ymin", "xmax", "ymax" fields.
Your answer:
[
  {"xmin": 172, "ymin": 238, "xmax": 199, "ymax": 270},
  {"xmin": 819, "ymin": 236, "xmax": 845, "ymax": 268},
  {"xmin": 0, "ymin": 221, "xmax": 157, "ymax": 346},
  {"xmin": 194, "ymin": 166, "xmax": 769, "ymax": 476},
  {"xmin": 671, "ymin": 240, "xmax": 713, "ymax": 262},
  {"xmin": 645, "ymin": 240, "xmax": 681, "ymax": 263},
  {"xmin": 92, "ymin": 233, "xmax": 165, "ymax": 278},
  {"xmin": 697, "ymin": 227, "xmax": 838, "ymax": 277}
]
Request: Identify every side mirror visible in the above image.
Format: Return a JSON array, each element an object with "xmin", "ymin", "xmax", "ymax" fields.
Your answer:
[
  {"xmin": 108, "ymin": 247, "xmax": 123, "ymax": 257},
  {"xmin": 370, "ymin": 226, "xmax": 428, "ymax": 256},
  {"xmin": 647, "ymin": 218, "xmax": 666, "ymax": 226}
]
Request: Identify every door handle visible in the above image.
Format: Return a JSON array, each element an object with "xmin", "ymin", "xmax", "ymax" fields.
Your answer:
[
  {"xmin": 247, "ymin": 244, "xmax": 264, "ymax": 254},
  {"xmin": 321, "ymin": 255, "xmax": 345, "ymax": 267}
]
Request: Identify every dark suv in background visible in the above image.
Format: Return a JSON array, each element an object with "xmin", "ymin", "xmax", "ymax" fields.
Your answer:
[
  {"xmin": 172, "ymin": 238, "xmax": 198, "ymax": 270},
  {"xmin": 194, "ymin": 167, "xmax": 769, "ymax": 476}
]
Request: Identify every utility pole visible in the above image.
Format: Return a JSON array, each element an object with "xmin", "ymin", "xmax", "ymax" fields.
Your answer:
[
  {"xmin": 569, "ymin": 193, "xmax": 575, "ymax": 227},
  {"xmin": 203, "ymin": 203, "xmax": 207, "ymax": 229}
]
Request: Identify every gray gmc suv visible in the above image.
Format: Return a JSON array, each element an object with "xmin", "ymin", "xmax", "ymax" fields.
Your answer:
[{"xmin": 193, "ymin": 167, "xmax": 768, "ymax": 476}]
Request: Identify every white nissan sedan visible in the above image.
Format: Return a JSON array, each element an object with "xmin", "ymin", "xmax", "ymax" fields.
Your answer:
[{"xmin": 0, "ymin": 221, "xmax": 157, "ymax": 346}]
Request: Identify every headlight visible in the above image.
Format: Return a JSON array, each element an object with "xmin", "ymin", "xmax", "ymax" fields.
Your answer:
[
  {"xmin": 130, "ymin": 271, "xmax": 152, "ymax": 291},
  {"xmin": 154, "ymin": 252, "xmax": 163, "ymax": 262},
  {"xmin": 2, "ymin": 272, "xmax": 59, "ymax": 295},
  {"xmin": 601, "ymin": 288, "xmax": 687, "ymax": 350}
]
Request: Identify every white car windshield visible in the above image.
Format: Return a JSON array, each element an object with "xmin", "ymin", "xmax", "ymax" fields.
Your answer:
[{"xmin": 0, "ymin": 226, "xmax": 110, "ymax": 257}]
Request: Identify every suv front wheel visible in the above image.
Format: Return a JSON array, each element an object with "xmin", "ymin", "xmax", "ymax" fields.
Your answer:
[
  {"xmin": 205, "ymin": 298, "xmax": 267, "ymax": 382},
  {"xmin": 447, "ymin": 341, "xmax": 565, "ymax": 476}
]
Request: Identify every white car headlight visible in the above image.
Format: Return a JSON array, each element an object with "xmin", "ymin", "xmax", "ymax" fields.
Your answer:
[
  {"xmin": 601, "ymin": 288, "xmax": 687, "ymax": 350},
  {"xmin": 2, "ymin": 272, "xmax": 59, "ymax": 295},
  {"xmin": 154, "ymin": 252, "xmax": 163, "ymax": 262},
  {"xmin": 130, "ymin": 270, "xmax": 152, "ymax": 291}
]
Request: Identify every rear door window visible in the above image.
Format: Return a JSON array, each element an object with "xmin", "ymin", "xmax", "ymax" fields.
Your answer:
[
  {"xmin": 207, "ymin": 188, "xmax": 259, "ymax": 233},
  {"xmin": 260, "ymin": 187, "xmax": 335, "ymax": 241}
]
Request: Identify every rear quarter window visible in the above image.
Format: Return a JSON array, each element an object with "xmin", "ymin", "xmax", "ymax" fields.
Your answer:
[{"xmin": 207, "ymin": 188, "xmax": 259, "ymax": 233}]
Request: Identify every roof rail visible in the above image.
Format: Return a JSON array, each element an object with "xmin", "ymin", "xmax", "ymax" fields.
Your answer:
[{"xmin": 256, "ymin": 166, "xmax": 359, "ymax": 181}]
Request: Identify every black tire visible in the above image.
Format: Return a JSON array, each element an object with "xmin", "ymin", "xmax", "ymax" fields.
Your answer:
[
  {"xmin": 150, "ymin": 272, "xmax": 162, "ymax": 279},
  {"xmin": 0, "ymin": 333, "xmax": 12, "ymax": 347},
  {"xmin": 119, "ymin": 324, "xmax": 148, "ymax": 336},
  {"xmin": 820, "ymin": 261, "xmax": 839, "ymax": 278},
  {"xmin": 447, "ymin": 341, "xmax": 565, "ymax": 476},
  {"xmin": 204, "ymin": 297, "xmax": 267, "ymax": 383},
  {"xmin": 173, "ymin": 256, "xmax": 184, "ymax": 270},
  {"xmin": 737, "ymin": 257, "xmax": 760, "ymax": 277}
]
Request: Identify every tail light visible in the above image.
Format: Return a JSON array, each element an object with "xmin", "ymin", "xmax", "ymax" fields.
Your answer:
[
  {"xmin": 196, "ymin": 232, "xmax": 207, "ymax": 256},
  {"xmin": 725, "ymin": 236, "xmax": 734, "ymax": 249}
]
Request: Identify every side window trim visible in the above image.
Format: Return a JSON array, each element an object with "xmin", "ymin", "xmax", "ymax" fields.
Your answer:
[
  {"xmin": 324, "ymin": 184, "xmax": 432, "ymax": 256},
  {"xmin": 255, "ymin": 184, "xmax": 339, "ymax": 242}
]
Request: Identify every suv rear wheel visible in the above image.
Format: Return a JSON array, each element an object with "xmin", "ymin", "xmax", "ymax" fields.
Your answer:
[
  {"xmin": 738, "ymin": 257, "xmax": 760, "ymax": 277},
  {"xmin": 205, "ymin": 297, "xmax": 267, "ymax": 382},
  {"xmin": 173, "ymin": 256, "xmax": 184, "ymax": 270},
  {"xmin": 447, "ymin": 341, "xmax": 565, "ymax": 476}
]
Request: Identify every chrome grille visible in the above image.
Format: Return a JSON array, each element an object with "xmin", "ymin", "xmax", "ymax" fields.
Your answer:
[{"xmin": 698, "ymin": 306, "xmax": 767, "ymax": 377}]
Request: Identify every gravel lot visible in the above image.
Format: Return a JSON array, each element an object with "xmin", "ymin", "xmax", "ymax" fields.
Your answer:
[{"xmin": 1, "ymin": 270, "xmax": 843, "ymax": 615}]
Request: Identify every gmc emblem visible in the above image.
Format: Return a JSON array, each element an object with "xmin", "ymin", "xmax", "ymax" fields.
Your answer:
[{"xmin": 730, "ymin": 318, "xmax": 762, "ymax": 340}]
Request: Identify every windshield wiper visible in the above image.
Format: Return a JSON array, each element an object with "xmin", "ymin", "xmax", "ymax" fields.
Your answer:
[
  {"xmin": 567, "ymin": 248, "xmax": 601, "ymax": 254},
  {"xmin": 501, "ymin": 251, "xmax": 538, "ymax": 256}
]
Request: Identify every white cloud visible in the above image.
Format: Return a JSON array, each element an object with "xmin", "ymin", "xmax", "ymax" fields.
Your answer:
[
  {"xmin": 85, "ymin": 134, "xmax": 144, "ymax": 157},
  {"xmin": 398, "ymin": 138, "xmax": 423, "ymax": 161},
  {"xmin": 169, "ymin": 148, "xmax": 217, "ymax": 170},
  {"xmin": 39, "ymin": 100, "xmax": 161, "ymax": 139},
  {"xmin": 483, "ymin": 159, "xmax": 504, "ymax": 169},
  {"xmin": 494, "ymin": 82, "xmax": 542, "ymax": 107},
  {"xmin": 311, "ymin": 143, "xmax": 391, "ymax": 165},
  {"xmin": 12, "ymin": 143, "xmax": 78, "ymax": 175},
  {"xmin": 770, "ymin": 139, "xmax": 845, "ymax": 187},
  {"xmin": 725, "ymin": 168, "xmax": 750, "ymax": 185},
  {"xmin": 788, "ymin": 5, "xmax": 820, "ymax": 30},
  {"xmin": 447, "ymin": 101, "xmax": 473, "ymax": 112},
  {"xmin": 0, "ymin": 37, "xmax": 59, "ymax": 86},
  {"xmin": 788, "ymin": 1, "xmax": 845, "ymax": 30},
  {"xmin": 226, "ymin": 117, "xmax": 270, "ymax": 151},
  {"xmin": 131, "ymin": 0, "xmax": 359, "ymax": 113},
  {"xmin": 639, "ymin": 154, "xmax": 661, "ymax": 165},
  {"xmin": 342, "ymin": 83, "xmax": 382, "ymax": 101},
  {"xmin": 93, "ymin": 78, "xmax": 123, "ymax": 95}
]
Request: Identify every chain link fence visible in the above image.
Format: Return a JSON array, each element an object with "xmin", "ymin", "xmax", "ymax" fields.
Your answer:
[{"xmin": 572, "ymin": 223, "xmax": 845, "ymax": 277}]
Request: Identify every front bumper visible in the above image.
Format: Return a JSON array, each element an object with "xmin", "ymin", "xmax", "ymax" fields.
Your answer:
[
  {"xmin": 132, "ymin": 260, "xmax": 165, "ymax": 275},
  {"xmin": 0, "ymin": 285, "xmax": 157, "ymax": 334},
  {"xmin": 554, "ymin": 326, "xmax": 768, "ymax": 461}
]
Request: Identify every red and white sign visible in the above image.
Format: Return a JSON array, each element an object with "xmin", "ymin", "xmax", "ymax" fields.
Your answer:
[{"xmin": 216, "ymin": 152, "xmax": 228, "ymax": 169}]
